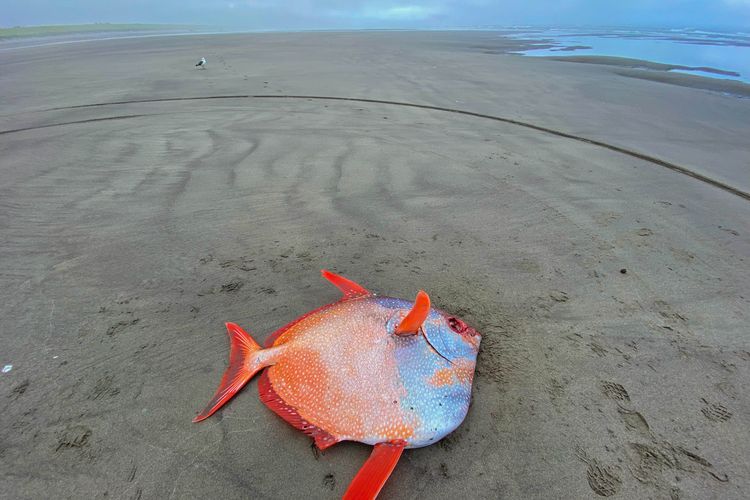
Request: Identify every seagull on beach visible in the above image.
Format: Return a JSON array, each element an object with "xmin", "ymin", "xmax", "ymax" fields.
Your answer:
[{"xmin": 196, "ymin": 57, "xmax": 206, "ymax": 69}]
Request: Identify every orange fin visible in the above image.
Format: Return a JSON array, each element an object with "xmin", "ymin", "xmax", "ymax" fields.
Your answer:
[
  {"xmin": 193, "ymin": 322, "xmax": 262, "ymax": 422},
  {"xmin": 343, "ymin": 441, "xmax": 407, "ymax": 500},
  {"xmin": 258, "ymin": 369, "xmax": 339, "ymax": 450},
  {"xmin": 321, "ymin": 269, "xmax": 371, "ymax": 299},
  {"xmin": 264, "ymin": 270, "xmax": 370, "ymax": 348},
  {"xmin": 394, "ymin": 290, "xmax": 430, "ymax": 336}
]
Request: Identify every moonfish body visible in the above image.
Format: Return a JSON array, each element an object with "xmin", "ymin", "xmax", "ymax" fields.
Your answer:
[{"xmin": 194, "ymin": 271, "xmax": 481, "ymax": 498}]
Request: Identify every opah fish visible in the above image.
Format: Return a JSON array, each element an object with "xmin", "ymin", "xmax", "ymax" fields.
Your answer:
[{"xmin": 194, "ymin": 270, "xmax": 481, "ymax": 498}]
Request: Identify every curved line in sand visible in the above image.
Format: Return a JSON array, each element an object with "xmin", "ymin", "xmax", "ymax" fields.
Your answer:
[
  {"xmin": 3, "ymin": 94, "xmax": 748, "ymax": 201},
  {"xmin": 0, "ymin": 114, "xmax": 150, "ymax": 136}
]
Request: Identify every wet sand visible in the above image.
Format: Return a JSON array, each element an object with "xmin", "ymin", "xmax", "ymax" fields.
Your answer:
[
  {"xmin": 544, "ymin": 55, "xmax": 750, "ymax": 98},
  {"xmin": 1, "ymin": 32, "xmax": 749, "ymax": 499}
]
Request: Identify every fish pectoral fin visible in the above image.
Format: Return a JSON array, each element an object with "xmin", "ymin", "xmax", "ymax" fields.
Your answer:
[
  {"xmin": 321, "ymin": 269, "xmax": 371, "ymax": 299},
  {"xmin": 343, "ymin": 440, "xmax": 407, "ymax": 500},
  {"xmin": 193, "ymin": 322, "xmax": 264, "ymax": 423},
  {"xmin": 394, "ymin": 290, "xmax": 430, "ymax": 336}
]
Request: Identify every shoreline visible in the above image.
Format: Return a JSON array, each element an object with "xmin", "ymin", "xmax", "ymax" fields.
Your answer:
[
  {"xmin": 544, "ymin": 55, "xmax": 740, "ymax": 77},
  {"xmin": 541, "ymin": 55, "xmax": 750, "ymax": 97}
]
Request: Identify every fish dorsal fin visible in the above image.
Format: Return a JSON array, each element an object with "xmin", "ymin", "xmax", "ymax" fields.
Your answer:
[
  {"xmin": 343, "ymin": 440, "xmax": 406, "ymax": 500},
  {"xmin": 321, "ymin": 269, "xmax": 371, "ymax": 299},
  {"xmin": 394, "ymin": 290, "xmax": 430, "ymax": 336}
]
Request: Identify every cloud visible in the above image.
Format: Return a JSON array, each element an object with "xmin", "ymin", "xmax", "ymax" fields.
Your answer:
[
  {"xmin": 327, "ymin": 3, "xmax": 442, "ymax": 21},
  {"xmin": 362, "ymin": 5, "xmax": 441, "ymax": 19}
]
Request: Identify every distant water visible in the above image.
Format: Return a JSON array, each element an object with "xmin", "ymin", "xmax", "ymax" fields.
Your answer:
[{"xmin": 504, "ymin": 27, "xmax": 750, "ymax": 83}]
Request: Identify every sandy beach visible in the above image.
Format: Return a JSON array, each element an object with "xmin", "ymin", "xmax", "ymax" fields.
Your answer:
[{"xmin": 1, "ymin": 31, "xmax": 749, "ymax": 499}]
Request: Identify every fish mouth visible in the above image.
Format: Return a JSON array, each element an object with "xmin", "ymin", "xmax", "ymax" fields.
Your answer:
[
  {"xmin": 439, "ymin": 311, "xmax": 481, "ymax": 340},
  {"xmin": 464, "ymin": 326, "xmax": 480, "ymax": 339},
  {"xmin": 463, "ymin": 327, "xmax": 481, "ymax": 349}
]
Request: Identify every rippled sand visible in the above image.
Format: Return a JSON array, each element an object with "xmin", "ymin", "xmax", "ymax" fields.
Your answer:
[{"xmin": 1, "ymin": 32, "xmax": 748, "ymax": 499}]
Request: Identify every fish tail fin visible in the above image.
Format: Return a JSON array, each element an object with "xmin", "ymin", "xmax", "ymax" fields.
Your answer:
[
  {"xmin": 193, "ymin": 322, "xmax": 263, "ymax": 422},
  {"xmin": 343, "ymin": 441, "xmax": 406, "ymax": 500}
]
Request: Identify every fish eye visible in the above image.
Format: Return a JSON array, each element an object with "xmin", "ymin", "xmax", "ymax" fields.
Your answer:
[{"xmin": 447, "ymin": 317, "xmax": 466, "ymax": 333}]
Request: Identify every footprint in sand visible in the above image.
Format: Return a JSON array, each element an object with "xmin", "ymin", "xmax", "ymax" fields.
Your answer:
[
  {"xmin": 701, "ymin": 399, "xmax": 732, "ymax": 422},
  {"xmin": 587, "ymin": 462, "xmax": 622, "ymax": 497},
  {"xmin": 618, "ymin": 407, "xmax": 651, "ymax": 438},
  {"xmin": 577, "ymin": 448, "xmax": 622, "ymax": 497},
  {"xmin": 600, "ymin": 381, "xmax": 630, "ymax": 402}
]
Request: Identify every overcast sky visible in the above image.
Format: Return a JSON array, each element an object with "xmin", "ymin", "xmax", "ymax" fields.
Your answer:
[{"xmin": 4, "ymin": 0, "xmax": 750, "ymax": 29}]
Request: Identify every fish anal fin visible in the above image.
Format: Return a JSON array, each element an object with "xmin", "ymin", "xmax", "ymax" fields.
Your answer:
[
  {"xmin": 258, "ymin": 369, "xmax": 339, "ymax": 450},
  {"xmin": 314, "ymin": 432, "xmax": 338, "ymax": 450},
  {"xmin": 343, "ymin": 441, "xmax": 407, "ymax": 500},
  {"xmin": 321, "ymin": 269, "xmax": 371, "ymax": 299}
]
